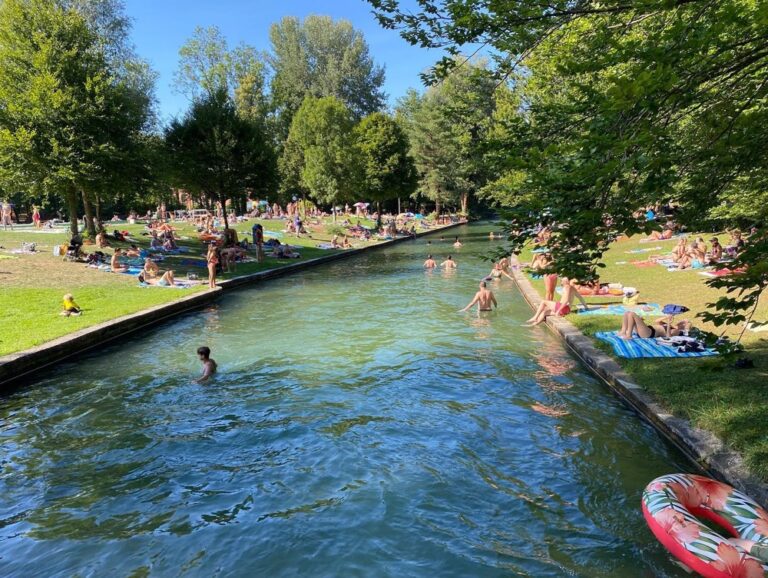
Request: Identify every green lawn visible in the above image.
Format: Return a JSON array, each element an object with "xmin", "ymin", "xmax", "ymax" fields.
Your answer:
[
  {"xmin": 0, "ymin": 216, "xmax": 403, "ymax": 356},
  {"xmin": 519, "ymin": 234, "xmax": 768, "ymax": 479}
]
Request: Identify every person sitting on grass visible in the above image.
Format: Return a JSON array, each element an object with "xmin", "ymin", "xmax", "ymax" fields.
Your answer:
[
  {"xmin": 618, "ymin": 311, "xmax": 690, "ymax": 340},
  {"xmin": 125, "ymin": 244, "xmax": 141, "ymax": 258},
  {"xmin": 111, "ymin": 249, "xmax": 127, "ymax": 272},
  {"xmin": 150, "ymin": 233, "xmax": 162, "ymax": 250},
  {"xmin": 143, "ymin": 258, "xmax": 159, "ymax": 279},
  {"xmin": 61, "ymin": 293, "xmax": 81, "ymax": 316},
  {"xmin": 525, "ymin": 278, "xmax": 590, "ymax": 326},
  {"xmin": 95, "ymin": 230, "xmax": 110, "ymax": 249},
  {"xmin": 155, "ymin": 269, "xmax": 176, "ymax": 287},
  {"xmin": 709, "ymin": 237, "xmax": 723, "ymax": 263}
]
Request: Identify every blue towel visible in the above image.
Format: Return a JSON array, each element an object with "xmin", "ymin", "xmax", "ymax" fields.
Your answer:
[
  {"xmin": 577, "ymin": 303, "xmax": 663, "ymax": 316},
  {"xmin": 595, "ymin": 332, "xmax": 717, "ymax": 358}
]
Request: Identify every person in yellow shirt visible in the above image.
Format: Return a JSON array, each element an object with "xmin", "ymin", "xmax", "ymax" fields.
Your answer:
[{"xmin": 61, "ymin": 293, "xmax": 81, "ymax": 316}]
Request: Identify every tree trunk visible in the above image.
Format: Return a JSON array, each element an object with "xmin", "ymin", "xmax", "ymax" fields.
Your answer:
[
  {"xmin": 460, "ymin": 192, "xmax": 469, "ymax": 216},
  {"xmin": 222, "ymin": 195, "xmax": 230, "ymax": 230},
  {"xmin": 67, "ymin": 186, "xmax": 79, "ymax": 236},
  {"xmin": 81, "ymin": 190, "xmax": 96, "ymax": 238},
  {"xmin": 435, "ymin": 199, "xmax": 441, "ymax": 221},
  {"xmin": 95, "ymin": 193, "xmax": 102, "ymax": 230},
  {"xmin": 376, "ymin": 201, "xmax": 382, "ymax": 230}
]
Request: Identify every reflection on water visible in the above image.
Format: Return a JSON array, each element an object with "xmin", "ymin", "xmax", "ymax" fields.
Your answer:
[{"xmin": 0, "ymin": 224, "xmax": 693, "ymax": 577}]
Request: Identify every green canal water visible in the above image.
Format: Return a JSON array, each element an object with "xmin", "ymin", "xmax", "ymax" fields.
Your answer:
[{"xmin": 1, "ymin": 223, "xmax": 695, "ymax": 577}]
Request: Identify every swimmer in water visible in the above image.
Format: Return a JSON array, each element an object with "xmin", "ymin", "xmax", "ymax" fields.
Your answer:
[
  {"xmin": 453, "ymin": 237, "xmax": 462, "ymax": 248},
  {"xmin": 196, "ymin": 346, "xmax": 217, "ymax": 383},
  {"xmin": 424, "ymin": 254, "xmax": 437, "ymax": 268},
  {"xmin": 461, "ymin": 281, "xmax": 498, "ymax": 312},
  {"xmin": 441, "ymin": 255, "xmax": 457, "ymax": 269}
]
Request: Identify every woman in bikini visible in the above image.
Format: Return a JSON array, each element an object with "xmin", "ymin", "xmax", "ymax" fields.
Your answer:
[
  {"xmin": 206, "ymin": 244, "xmax": 219, "ymax": 289},
  {"xmin": 618, "ymin": 312, "xmax": 690, "ymax": 340}
]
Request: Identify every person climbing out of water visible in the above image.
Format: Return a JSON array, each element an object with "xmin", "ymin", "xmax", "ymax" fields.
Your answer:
[
  {"xmin": 61, "ymin": 293, "xmax": 81, "ymax": 316},
  {"xmin": 441, "ymin": 255, "xmax": 457, "ymax": 269},
  {"xmin": 525, "ymin": 277, "xmax": 590, "ymax": 325},
  {"xmin": 460, "ymin": 281, "xmax": 498, "ymax": 312},
  {"xmin": 196, "ymin": 346, "xmax": 217, "ymax": 383},
  {"xmin": 424, "ymin": 254, "xmax": 436, "ymax": 268}
]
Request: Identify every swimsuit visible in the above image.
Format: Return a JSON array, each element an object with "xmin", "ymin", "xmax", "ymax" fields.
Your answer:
[{"xmin": 554, "ymin": 302, "xmax": 570, "ymax": 316}]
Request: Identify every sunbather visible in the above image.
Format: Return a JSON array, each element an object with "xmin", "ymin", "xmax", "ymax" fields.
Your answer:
[
  {"xmin": 618, "ymin": 311, "xmax": 690, "ymax": 339},
  {"xmin": 709, "ymin": 237, "xmax": 723, "ymax": 263},
  {"xmin": 156, "ymin": 270, "xmax": 176, "ymax": 287},
  {"xmin": 110, "ymin": 249, "xmax": 127, "ymax": 272},
  {"xmin": 143, "ymin": 258, "xmax": 159, "ymax": 278},
  {"xmin": 525, "ymin": 278, "xmax": 590, "ymax": 325}
]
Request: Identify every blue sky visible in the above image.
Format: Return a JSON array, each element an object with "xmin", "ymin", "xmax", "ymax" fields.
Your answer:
[{"xmin": 124, "ymin": 0, "xmax": 442, "ymax": 122}]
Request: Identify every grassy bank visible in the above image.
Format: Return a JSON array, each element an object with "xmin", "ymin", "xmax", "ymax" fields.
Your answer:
[
  {"xmin": 0, "ymin": 216, "xmax": 411, "ymax": 356},
  {"xmin": 519, "ymin": 234, "xmax": 768, "ymax": 479}
]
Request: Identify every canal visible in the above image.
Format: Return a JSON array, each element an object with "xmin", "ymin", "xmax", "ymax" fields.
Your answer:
[{"xmin": 1, "ymin": 223, "xmax": 693, "ymax": 577}]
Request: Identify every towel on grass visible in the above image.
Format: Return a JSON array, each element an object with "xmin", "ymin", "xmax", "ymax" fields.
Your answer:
[
  {"xmin": 179, "ymin": 258, "xmax": 207, "ymax": 267},
  {"xmin": 577, "ymin": 303, "xmax": 663, "ymax": 316},
  {"xmin": 625, "ymin": 246, "xmax": 662, "ymax": 254},
  {"xmin": 595, "ymin": 331, "xmax": 717, "ymax": 358},
  {"xmin": 630, "ymin": 260, "xmax": 657, "ymax": 268}
]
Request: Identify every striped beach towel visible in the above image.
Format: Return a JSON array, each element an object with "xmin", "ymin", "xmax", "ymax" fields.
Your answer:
[
  {"xmin": 577, "ymin": 303, "xmax": 663, "ymax": 317},
  {"xmin": 595, "ymin": 331, "xmax": 717, "ymax": 358}
]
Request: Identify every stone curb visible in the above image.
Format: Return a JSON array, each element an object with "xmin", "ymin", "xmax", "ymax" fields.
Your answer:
[
  {"xmin": 509, "ymin": 256, "xmax": 768, "ymax": 508},
  {"xmin": 0, "ymin": 222, "xmax": 464, "ymax": 391}
]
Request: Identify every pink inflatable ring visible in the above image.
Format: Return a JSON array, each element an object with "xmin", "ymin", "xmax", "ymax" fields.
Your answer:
[{"xmin": 643, "ymin": 474, "xmax": 768, "ymax": 577}]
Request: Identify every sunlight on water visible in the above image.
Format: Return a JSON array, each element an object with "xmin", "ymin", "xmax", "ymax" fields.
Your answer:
[{"xmin": 1, "ymin": 224, "xmax": 693, "ymax": 577}]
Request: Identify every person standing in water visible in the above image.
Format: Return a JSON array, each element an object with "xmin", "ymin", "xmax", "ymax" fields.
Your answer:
[
  {"xmin": 424, "ymin": 254, "xmax": 437, "ymax": 268},
  {"xmin": 453, "ymin": 237, "xmax": 462, "ymax": 248},
  {"xmin": 461, "ymin": 281, "xmax": 498, "ymax": 312},
  {"xmin": 441, "ymin": 255, "xmax": 457, "ymax": 269},
  {"xmin": 196, "ymin": 346, "xmax": 217, "ymax": 383}
]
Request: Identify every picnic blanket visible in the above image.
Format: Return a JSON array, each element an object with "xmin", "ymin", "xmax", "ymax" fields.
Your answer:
[
  {"xmin": 595, "ymin": 331, "xmax": 717, "ymax": 358},
  {"xmin": 630, "ymin": 260, "xmax": 657, "ymax": 268},
  {"xmin": 577, "ymin": 303, "xmax": 663, "ymax": 316}
]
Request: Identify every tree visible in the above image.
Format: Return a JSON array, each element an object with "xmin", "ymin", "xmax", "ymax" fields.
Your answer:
[
  {"xmin": 396, "ymin": 59, "xmax": 498, "ymax": 216},
  {"xmin": 353, "ymin": 112, "xmax": 417, "ymax": 219},
  {"xmin": 165, "ymin": 89, "xmax": 276, "ymax": 230},
  {"xmin": 283, "ymin": 96, "xmax": 356, "ymax": 213},
  {"xmin": 0, "ymin": 0, "xmax": 154, "ymax": 236},
  {"xmin": 268, "ymin": 15, "xmax": 386, "ymax": 136},
  {"xmin": 372, "ymin": 0, "xmax": 768, "ymax": 330},
  {"xmin": 175, "ymin": 26, "xmax": 269, "ymax": 122}
]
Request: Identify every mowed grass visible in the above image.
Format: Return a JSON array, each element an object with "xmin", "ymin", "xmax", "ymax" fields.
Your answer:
[
  {"xmin": 0, "ymin": 215, "xmax": 388, "ymax": 356},
  {"xmin": 519, "ymin": 234, "xmax": 768, "ymax": 479}
]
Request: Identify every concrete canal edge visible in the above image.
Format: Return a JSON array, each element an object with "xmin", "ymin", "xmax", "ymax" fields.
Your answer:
[
  {"xmin": 508, "ymin": 256, "xmax": 768, "ymax": 508},
  {"xmin": 0, "ymin": 222, "xmax": 464, "ymax": 391}
]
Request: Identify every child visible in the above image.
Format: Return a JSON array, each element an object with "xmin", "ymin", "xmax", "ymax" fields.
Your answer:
[
  {"xmin": 61, "ymin": 293, "xmax": 81, "ymax": 316},
  {"xmin": 196, "ymin": 346, "xmax": 217, "ymax": 383}
]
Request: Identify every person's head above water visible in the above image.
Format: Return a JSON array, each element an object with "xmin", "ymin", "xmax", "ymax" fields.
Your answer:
[
  {"xmin": 197, "ymin": 346, "xmax": 211, "ymax": 360},
  {"xmin": 427, "ymin": 254, "xmax": 432, "ymax": 259},
  {"xmin": 479, "ymin": 281, "xmax": 487, "ymax": 288}
]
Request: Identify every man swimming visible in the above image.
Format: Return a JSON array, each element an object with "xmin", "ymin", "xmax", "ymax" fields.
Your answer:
[
  {"xmin": 424, "ymin": 254, "xmax": 437, "ymax": 268},
  {"xmin": 461, "ymin": 281, "xmax": 498, "ymax": 312},
  {"xmin": 196, "ymin": 346, "xmax": 217, "ymax": 383},
  {"xmin": 453, "ymin": 237, "xmax": 462, "ymax": 248},
  {"xmin": 441, "ymin": 255, "xmax": 457, "ymax": 269}
]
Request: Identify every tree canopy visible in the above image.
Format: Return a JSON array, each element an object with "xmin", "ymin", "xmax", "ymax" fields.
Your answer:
[{"xmin": 268, "ymin": 15, "xmax": 386, "ymax": 134}]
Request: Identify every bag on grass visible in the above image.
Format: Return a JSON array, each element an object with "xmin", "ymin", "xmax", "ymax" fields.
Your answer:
[{"xmin": 662, "ymin": 304, "xmax": 689, "ymax": 315}]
